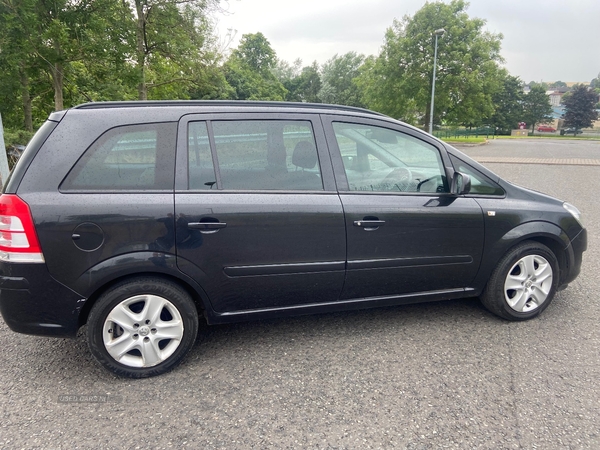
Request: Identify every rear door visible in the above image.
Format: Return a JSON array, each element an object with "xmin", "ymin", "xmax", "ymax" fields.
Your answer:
[
  {"xmin": 174, "ymin": 113, "xmax": 346, "ymax": 313},
  {"xmin": 323, "ymin": 116, "xmax": 485, "ymax": 300}
]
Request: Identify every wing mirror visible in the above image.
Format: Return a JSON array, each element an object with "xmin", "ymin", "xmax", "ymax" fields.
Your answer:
[{"xmin": 452, "ymin": 172, "xmax": 471, "ymax": 195}]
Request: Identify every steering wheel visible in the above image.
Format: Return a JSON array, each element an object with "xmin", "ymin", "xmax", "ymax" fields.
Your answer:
[
  {"xmin": 383, "ymin": 167, "xmax": 412, "ymax": 192},
  {"xmin": 416, "ymin": 174, "xmax": 443, "ymax": 193}
]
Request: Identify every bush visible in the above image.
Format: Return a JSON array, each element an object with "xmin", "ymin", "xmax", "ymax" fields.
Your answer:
[{"xmin": 3, "ymin": 128, "xmax": 35, "ymax": 148}]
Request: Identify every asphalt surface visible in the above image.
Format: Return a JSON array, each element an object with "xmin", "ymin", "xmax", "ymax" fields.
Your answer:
[{"xmin": 1, "ymin": 138, "xmax": 599, "ymax": 449}]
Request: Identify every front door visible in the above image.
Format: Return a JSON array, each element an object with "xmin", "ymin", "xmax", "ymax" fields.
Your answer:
[
  {"xmin": 174, "ymin": 113, "xmax": 346, "ymax": 313},
  {"xmin": 324, "ymin": 117, "xmax": 484, "ymax": 300}
]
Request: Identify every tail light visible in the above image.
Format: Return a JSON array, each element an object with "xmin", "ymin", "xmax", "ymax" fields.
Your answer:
[{"xmin": 0, "ymin": 194, "xmax": 45, "ymax": 263}]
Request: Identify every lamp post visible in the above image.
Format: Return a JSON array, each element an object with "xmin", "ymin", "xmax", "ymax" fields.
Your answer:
[{"xmin": 428, "ymin": 28, "xmax": 445, "ymax": 135}]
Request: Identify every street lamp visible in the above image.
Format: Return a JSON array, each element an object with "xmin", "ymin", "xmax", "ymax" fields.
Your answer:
[{"xmin": 428, "ymin": 28, "xmax": 445, "ymax": 135}]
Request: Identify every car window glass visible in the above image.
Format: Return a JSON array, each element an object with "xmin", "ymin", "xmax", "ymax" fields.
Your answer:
[
  {"xmin": 449, "ymin": 154, "xmax": 505, "ymax": 196},
  {"xmin": 188, "ymin": 122, "xmax": 216, "ymax": 190},
  {"xmin": 211, "ymin": 120, "xmax": 323, "ymax": 190},
  {"xmin": 61, "ymin": 123, "xmax": 176, "ymax": 191},
  {"xmin": 333, "ymin": 122, "xmax": 447, "ymax": 193}
]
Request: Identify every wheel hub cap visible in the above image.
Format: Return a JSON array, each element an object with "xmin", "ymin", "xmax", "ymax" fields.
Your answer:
[
  {"xmin": 504, "ymin": 254, "xmax": 553, "ymax": 313},
  {"xmin": 139, "ymin": 326, "xmax": 150, "ymax": 336}
]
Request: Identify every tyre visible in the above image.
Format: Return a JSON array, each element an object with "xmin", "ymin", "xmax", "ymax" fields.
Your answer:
[
  {"xmin": 480, "ymin": 241, "xmax": 559, "ymax": 321},
  {"xmin": 87, "ymin": 277, "xmax": 199, "ymax": 378}
]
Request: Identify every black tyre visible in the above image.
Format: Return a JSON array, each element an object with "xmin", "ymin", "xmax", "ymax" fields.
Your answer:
[
  {"xmin": 87, "ymin": 277, "xmax": 199, "ymax": 378},
  {"xmin": 480, "ymin": 241, "xmax": 559, "ymax": 321}
]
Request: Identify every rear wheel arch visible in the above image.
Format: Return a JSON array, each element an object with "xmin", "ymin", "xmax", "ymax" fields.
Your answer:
[{"xmin": 78, "ymin": 271, "xmax": 209, "ymax": 329}]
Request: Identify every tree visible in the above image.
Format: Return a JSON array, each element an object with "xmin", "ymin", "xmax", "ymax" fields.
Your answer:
[
  {"xmin": 562, "ymin": 84, "xmax": 599, "ymax": 133},
  {"xmin": 224, "ymin": 33, "xmax": 287, "ymax": 100},
  {"xmin": 130, "ymin": 0, "xmax": 222, "ymax": 100},
  {"xmin": 275, "ymin": 60, "xmax": 322, "ymax": 103},
  {"xmin": 487, "ymin": 72, "xmax": 524, "ymax": 134},
  {"xmin": 359, "ymin": 0, "xmax": 503, "ymax": 127},
  {"xmin": 550, "ymin": 80, "xmax": 567, "ymax": 89},
  {"xmin": 319, "ymin": 52, "xmax": 365, "ymax": 107},
  {"xmin": 522, "ymin": 85, "xmax": 553, "ymax": 133}
]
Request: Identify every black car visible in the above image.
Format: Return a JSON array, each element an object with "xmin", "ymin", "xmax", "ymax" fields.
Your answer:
[
  {"xmin": 0, "ymin": 101, "xmax": 587, "ymax": 378},
  {"xmin": 561, "ymin": 128, "xmax": 584, "ymax": 136}
]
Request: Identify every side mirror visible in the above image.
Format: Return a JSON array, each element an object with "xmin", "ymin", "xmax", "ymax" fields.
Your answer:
[{"xmin": 452, "ymin": 172, "xmax": 471, "ymax": 195}]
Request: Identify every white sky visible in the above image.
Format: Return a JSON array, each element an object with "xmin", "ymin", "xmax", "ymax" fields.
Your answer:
[{"xmin": 214, "ymin": 0, "xmax": 600, "ymax": 83}]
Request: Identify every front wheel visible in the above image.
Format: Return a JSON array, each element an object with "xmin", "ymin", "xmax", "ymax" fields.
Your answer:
[
  {"xmin": 87, "ymin": 277, "xmax": 199, "ymax": 378},
  {"xmin": 480, "ymin": 241, "xmax": 559, "ymax": 321}
]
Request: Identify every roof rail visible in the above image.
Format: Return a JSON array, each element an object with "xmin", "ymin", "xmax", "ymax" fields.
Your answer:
[{"xmin": 72, "ymin": 100, "xmax": 385, "ymax": 116}]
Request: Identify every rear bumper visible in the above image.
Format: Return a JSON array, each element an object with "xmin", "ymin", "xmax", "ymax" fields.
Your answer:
[{"xmin": 0, "ymin": 263, "xmax": 84, "ymax": 337}]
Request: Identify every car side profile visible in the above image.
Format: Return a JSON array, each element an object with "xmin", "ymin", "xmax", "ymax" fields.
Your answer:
[
  {"xmin": 536, "ymin": 125, "xmax": 556, "ymax": 132},
  {"xmin": 0, "ymin": 101, "xmax": 587, "ymax": 377}
]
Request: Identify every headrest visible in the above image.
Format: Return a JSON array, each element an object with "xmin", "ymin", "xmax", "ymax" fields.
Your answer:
[{"xmin": 292, "ymin": 141, "xmax": 317, "ymax": 169}]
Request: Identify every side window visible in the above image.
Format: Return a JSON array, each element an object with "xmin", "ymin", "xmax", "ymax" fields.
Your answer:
[
  {"xmin": 333, "ymin": 122, "xmax": 448, "ymax": 193},
  {"xmin": 62, "ymin": 123, "xmax": 176, "ymax": 191},
  {"xmin": 211, "ymin": 120, "xmax": 323, "ymax": 190},
  {"xmin": 188, "ymin": 122, "xmax": 216, "ymax": 190},
  {"xmin": 449, "ymin": 154, "xmax": 505, "ymax": 196}
]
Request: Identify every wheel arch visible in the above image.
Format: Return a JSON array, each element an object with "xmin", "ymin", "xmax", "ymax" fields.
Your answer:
[
  {"xmin": 474, "ymin": 221, "xmax": 574, "ymax": 290},
  {"xmin": 74, "ymin": 252, "xmax": 213, "ymax": 328}
]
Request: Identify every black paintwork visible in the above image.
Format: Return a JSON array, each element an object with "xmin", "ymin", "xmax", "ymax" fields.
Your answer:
[{"xmin": 0, "ymin": 101, "xmax": 587, "ymax": 337}]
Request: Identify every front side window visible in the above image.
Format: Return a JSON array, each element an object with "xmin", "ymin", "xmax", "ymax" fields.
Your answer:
[
  {"xmin": 210, "ymin": 120, "xmax": 323, "ymax": 190},
  {"xmin": 62, "ymin": 123, "xmax": 176, "ymax": 191},
  {"xmin": 333, "ymin": 122, "xmax": 448, "ymax": 193}
]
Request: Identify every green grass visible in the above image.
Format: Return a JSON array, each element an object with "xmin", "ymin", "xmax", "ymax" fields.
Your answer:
[
  {"xmin": 493, "ymin": 134, "xmax": 600, "ymax": 141},
  {"xmin": 440, "ymin": 136, "xmax": 488, "ymax": 144}
]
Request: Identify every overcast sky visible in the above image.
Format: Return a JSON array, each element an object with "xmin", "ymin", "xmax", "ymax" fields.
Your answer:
[{"xmin": 215, "ymin": 0, "xmax": 600, "ymax": 83}]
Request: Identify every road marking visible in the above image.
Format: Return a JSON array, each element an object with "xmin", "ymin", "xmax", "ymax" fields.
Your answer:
[{"xmin": 474, "ymin": 157, "xmax": 600, "ymax": 166}]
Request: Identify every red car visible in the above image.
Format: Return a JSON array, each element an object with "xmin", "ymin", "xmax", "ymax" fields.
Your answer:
[{"xmin": 537, "ymin": 125, "xmax": 556, "ymax": 132}]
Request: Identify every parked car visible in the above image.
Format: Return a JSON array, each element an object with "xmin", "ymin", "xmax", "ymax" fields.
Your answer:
[
  {"xmin": 537, "ymin": 125, "xmax": 556, "ymax": 132},
  {"xmin": 0, "ymin": 101, "xmax": 587, "ymax": 378},
  {"xmin": 562, "ymin": 127, "xmax": 583, "ymax": 135}
]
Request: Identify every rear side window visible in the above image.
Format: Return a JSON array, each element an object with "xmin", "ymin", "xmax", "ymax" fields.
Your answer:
[
  {"xmin": 205, "ymin": 120, "xmax": 323, "ymax": 191},
  {"xmin": 61, "ymin": 123, "xmax": 176, "ymax": 191}
]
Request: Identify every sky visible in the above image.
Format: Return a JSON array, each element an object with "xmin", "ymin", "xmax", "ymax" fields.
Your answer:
[{"xmin": 214, "ymin": 0, "xmax": 600, "ymax": 84}]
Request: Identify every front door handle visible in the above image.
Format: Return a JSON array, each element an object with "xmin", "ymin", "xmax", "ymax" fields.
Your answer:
[{"xmin": 354, "ymin": 220, "xmax": 385, "ymax": 231}]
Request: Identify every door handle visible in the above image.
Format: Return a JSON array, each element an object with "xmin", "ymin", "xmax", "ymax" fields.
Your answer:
[
  {"xmin": 187, "ymin": 222, "xmax": 227, "ymax": 233},
  {"xmin": 354, "ymin": 220, "xmax": 385, "ymax": 231}
]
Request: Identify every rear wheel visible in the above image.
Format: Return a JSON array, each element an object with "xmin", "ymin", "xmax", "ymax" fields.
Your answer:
[
  {"xmin": 480, "ymin": 241, "xmax": 559, "ymax": 321},
  {"xmin": 87, "ymin": 277, "xmax": 199, "ymax": 378}
]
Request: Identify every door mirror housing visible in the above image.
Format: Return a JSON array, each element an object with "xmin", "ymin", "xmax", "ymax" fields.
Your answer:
[{"xmin": 452, "ymin": 172, "xmax": 471, "ymax": 195}]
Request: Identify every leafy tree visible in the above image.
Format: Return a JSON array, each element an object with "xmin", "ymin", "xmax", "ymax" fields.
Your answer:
[
  {"xmin": 130, "ymin": 0, "xmax": 222, "ymax": 100},
  {"xmin": 224, "ymin": 33, "xmax": 287, "ymax": 100},
  {"xmin": 275, "ymin": 60, "xmax": 322, "ymax": 103},
  {"xmin": 487, "ymin": 72, "xmax": 524, "ymax": 134},
  {"xmin": 522, "ymin": 85, "xmax": 553, "ymax": 133},
  {"xmin": 550, "ymin": 81, "xmax": 567, "ymax": 89},
  {"xmin": 319, "ymin": 52, "xmax": 365, "ymax": 107},
  {"xmin": 562, "ymin": 84, "xmax": 599, "ymax": 133},
  {"xmin": 359, "ymin": 0, "xmax": 503, "ymax": 127}
]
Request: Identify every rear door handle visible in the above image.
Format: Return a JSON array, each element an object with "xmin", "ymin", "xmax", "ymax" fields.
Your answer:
[
  {"xmin": 187, "ymin": 222, "xmax": 227, "ymax": 233},
  {"xmin": 354, "ymin": 220, "xmax": 385, "ymax": 231}
]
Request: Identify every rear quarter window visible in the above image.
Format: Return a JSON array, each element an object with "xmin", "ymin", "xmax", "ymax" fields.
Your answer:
[{"xmin": 61, "ymin": 123, "xmax": 176, "ymax": 191}]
